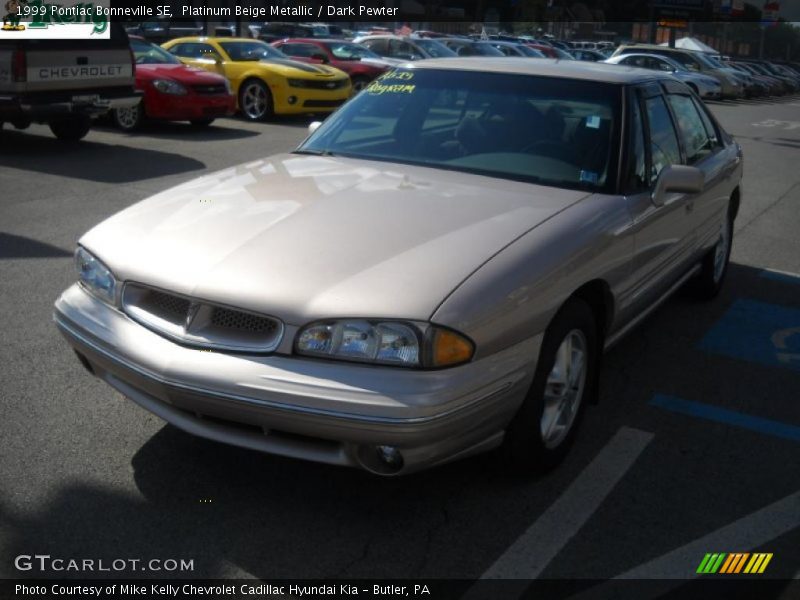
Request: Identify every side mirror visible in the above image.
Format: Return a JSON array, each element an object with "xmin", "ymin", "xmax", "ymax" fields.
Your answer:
[
  {"xmin": 652, "ymin": 165, "xmax": 704, "ymax": 206},
  {"xmin": 311, "ymin": 52, "xmax": 330, "ymax": 64},
  {"xmin": 308, "ymin": 121, "xmax": 322, "ymax": 135}
]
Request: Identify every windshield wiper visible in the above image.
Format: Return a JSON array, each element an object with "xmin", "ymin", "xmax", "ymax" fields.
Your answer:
[{"xmin": 293, "ymin": 149, "xmax": 336, "ymax": 156}]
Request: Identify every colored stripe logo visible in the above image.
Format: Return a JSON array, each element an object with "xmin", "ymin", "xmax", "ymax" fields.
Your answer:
[{"xmin": 697, "ymin": 553, "xmax": 773, "ymax": 574}]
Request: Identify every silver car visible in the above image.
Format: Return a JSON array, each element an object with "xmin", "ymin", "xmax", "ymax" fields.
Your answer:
[
  {"xmin": 604, "ymin": 53, "xmax": 723, "ymax": 99},
  {"xmin": 55, "ymin": 59, "xmax": 743, "ymax": 476}
]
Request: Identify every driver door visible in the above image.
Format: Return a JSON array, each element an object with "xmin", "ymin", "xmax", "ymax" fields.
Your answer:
[{"xmin": 622, "ymin": 84, "xmax": 698, "ymax": 316}]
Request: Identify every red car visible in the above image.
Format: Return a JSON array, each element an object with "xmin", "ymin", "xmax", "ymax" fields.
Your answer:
[
  {"xmin": 111, "ymin": 37, "xmax": 236, "ymax": 131},
  {"xmin": 271, "ymin": 38, "xmax": 394, "ymax": 92}
]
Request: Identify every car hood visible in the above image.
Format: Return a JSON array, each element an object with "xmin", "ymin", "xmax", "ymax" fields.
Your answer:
[
  {"xmin": 80, "ymin": 155, "xmax": 589, "ymax": 324},
  {"xmin": 135, "ymin": 63, "xmax": 227, "ymax": 84},
  {"xmin": 256, "ymin": 59, "xmax": 346, "ymax": 78}
]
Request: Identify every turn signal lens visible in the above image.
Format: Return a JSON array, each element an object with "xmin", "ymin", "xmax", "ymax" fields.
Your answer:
[{"xmin": 431, "ymin": 328, "xmax": 474, "ymax": 368}]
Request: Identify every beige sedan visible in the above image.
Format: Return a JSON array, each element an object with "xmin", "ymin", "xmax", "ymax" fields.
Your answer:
[{"xmin": 54, "ymin": 59, "xmax": 743, "ymax": 475}]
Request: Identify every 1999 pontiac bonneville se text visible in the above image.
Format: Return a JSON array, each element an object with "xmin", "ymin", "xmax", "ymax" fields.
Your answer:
[{"xmin": 55, "ymin": 59, "xmax": 743, "ymax": 475}]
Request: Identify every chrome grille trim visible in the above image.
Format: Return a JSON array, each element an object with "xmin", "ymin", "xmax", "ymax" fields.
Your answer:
[{"xmin": 121, "ymin": 283, "xmax": 283, "ymax": 353}]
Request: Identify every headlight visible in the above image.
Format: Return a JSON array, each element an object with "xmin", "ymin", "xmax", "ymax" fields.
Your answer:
[
  {"xmin": 75, "ymin": 247, "xmax": 117, "ymax": 305},
  {"xmin": 287, "ymin": 78, "xmax": 312, "ymax": 89},
  {"xmin": 152, "ymin": 79, "xmax": 188, "ymax": 95},
  {"xmin": 295, "ymin": 320, "xmax": 474, "ymax": 368}
]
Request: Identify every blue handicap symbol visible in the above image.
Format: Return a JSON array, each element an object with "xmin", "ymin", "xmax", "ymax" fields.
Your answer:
[{"xmin": 698, "ymin": 299, "xmax": 800, "ymax": 372}]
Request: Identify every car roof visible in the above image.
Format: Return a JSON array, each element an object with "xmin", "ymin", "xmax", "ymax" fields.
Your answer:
[
  {"xmin": 406, "ymin": 57, "xmax": 672, "ymax": 84},
  {"xmin": 274, "ymin": 38, "xmax": 343, "ymax": 44},
  {"xmin": 166, "ymin": 37, "xmax": 263, "ymax": 44},
  {"xmin": 618, "ymin": 44, "xmax": 698, "ymax": 55}
]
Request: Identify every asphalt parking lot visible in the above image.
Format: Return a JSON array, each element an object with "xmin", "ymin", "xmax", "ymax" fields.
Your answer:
[{"xmin": 1, "ymin": 96, "xmax": 799, "ymax": 592}]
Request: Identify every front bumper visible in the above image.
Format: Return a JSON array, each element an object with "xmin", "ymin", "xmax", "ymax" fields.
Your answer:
[
  {"xmin": 144, "ymin": 90, "xmax": 236, "ymax": 121},
  {"xmin": 54, "ymin": 284, "xmax": 538, "ymax": 475},
  {"xmin": 268, "ymin": 81, "xmax": 351, "ymax": 115}
]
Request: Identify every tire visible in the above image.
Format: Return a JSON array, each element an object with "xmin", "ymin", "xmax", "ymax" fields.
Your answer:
[
  {"xmin": 502, "ymin": 298, "xmax": 599, "ymax": 472},
  {"xmin": 112, "ymin": 103, "xmax": 144, "ymax": 131},
  {"xmin": 351, "ymin": 76, "xmax": 370, "ymax": 93},
  {"xmin": 190, "ymin": 118, "xmax": 215, "ymax": 128},
  {"xmin": 49, "ymin": 117, "xmax": 91, "ymax": 141},
  {"xmin": 690, "ymin": 205, "xmax": 734, "ymax": 300},
  {"xmin": 238, "ymin": 79, "xmax": 273, "ymax": 121}
]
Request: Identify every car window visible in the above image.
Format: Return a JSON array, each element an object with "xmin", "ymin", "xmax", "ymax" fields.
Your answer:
[
  {"xmin": 389, "ymin": 39, "xmax": 421, "ymax": 60},
  {"xmin": 299, "ymin": 69, "xmax": 621, "ymax": 193},
  {"xmin": 132, "ymin": 39, "xmax": 182, "ymax": 65},
  {"xmin": 218, "ymin": 41, "xmax": 286, "ymax": 61},
  {"xmin": 667, "ymin": 93, "xmax": 714, "ymax": 164},
  {"xmin": 279, "ymin": 43, "xmax": 320, "ymax": 58},
  {"xmin": 327, "ymin": 42, "xmax": 380, "ymax": 60},
  {"xmin": 651, "ymin": 57, "xmax": 674, "ymax": 72},
  {"xmin": 168, "ymin": 43, "xmax": 218, "ymax": 60},
  {"xmin": 627, "ymin": 95, "xmax": 648, "ymax": 191},
  {"xmin": 645, "ymin": 95, "xmax": 681, "ymax": 183},
  {"xmin": 690, "ymin": 95, "xmax": 721, "ymax": 147},
  {"xmin": 414, "ymin": 39, "xmax": 457, "ymax": 58},
  {"xmin": 362, "ymin": 38, "xmax": 388, "ymax": 55}
]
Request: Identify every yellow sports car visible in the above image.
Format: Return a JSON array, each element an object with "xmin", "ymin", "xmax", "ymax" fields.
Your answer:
[{"xmin": 161, "ymin": 37, "xmax": 352, "ymax": 120}]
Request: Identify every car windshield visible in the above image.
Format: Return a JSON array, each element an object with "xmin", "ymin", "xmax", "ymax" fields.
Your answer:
[
  {"xmin": 554, "ymin": 48, "xmax": 576, "ymax": 60},
  {"xmin": 413, "ymin": 39, "xmax": 457, "ymax": 58},
  {"xmin": 218, "ymin": 41, "xmax": 287, "ymax": 61},
  {"xmin": 131, "ymin": 39, "xmax": 182, "ymax": 64},
  {"xmin": 517, "ymin": 45, "xmax": 545, "ymax": 57},
  {"xmin": 656, "ymin": 55, "xmax": 686, "ymax": 71},
  {"xmin": 298, "ymin": 69, "xmax": 620, "ymax": 193},
  {"xmin": 470, "ymin": 42, "xmax": 505, "ymax": 56},
  {"xmin": 326, "ymin": 42, "xmax": 381, "ymax": 60},
  {"xmin": 694, "ymin": 52, "xmax": 721, "ymax": 69}
]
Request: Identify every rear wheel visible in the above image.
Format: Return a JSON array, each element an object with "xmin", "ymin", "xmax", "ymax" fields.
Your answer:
[
  {"xmin": 49, "ymin": 117, "xmax": 91, "ymax": 141},
  {"xmin": 690, "ymin": 206, "xmax": 733, "ymax": 300},
  {"xmin": 503, "ymin": 299, "xmax": 598, "ymax": 472},
  {"xmin": 238, "ymin": 79, "xmax": 273, "ymax": 121}
]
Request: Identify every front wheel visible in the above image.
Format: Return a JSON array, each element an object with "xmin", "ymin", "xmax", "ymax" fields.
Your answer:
[
  {"xmin": 350, "ymin": 76, "xmax": 370, "ymax": 93},
  {"xmin": 503, "ymin": 298, "xmax": 598, "ymax": 472},
  {"xmin": 690, "ymin": 208, "xmax": 733, "ymax": 300},
  {"xmin": 49, "ymin": 117, "xmax": 91, "ymax": 141},
  {"xmin": 238, "ymin": 79, "xmax": 273, "ymax": 121},
  {"xmin": 112, "ymin": 103, "xmax": 144, "ymax": 131}
]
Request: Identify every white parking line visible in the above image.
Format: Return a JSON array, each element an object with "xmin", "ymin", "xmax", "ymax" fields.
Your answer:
[
  {"xmin": 568, "ymin": 490, "xmax": 800, "ymax": 600},
  {"xmin": 474, "ymin": 426, "xmax": 653, "ymax": 589}
]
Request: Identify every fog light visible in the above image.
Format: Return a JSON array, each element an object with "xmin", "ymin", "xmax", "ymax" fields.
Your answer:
[
  {"xmin": 287, "ymin": 95, "xmax": 298, "ymax": 105},
  {"xmin": 376, "ymin": 445, "xmax": 403, "ymax": 469}
]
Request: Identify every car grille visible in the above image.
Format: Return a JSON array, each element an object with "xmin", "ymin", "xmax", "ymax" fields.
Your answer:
[
  {"xmin": 303, "ymin": 99, "xmax": 346, "ymax": 108},
  {"xmin": 121, "ymin": 283, "xmax": 282, "ymax": 353},
  {"xmin": 192, "ymin": 84, "xmax": 228, "ymax": 95}
]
